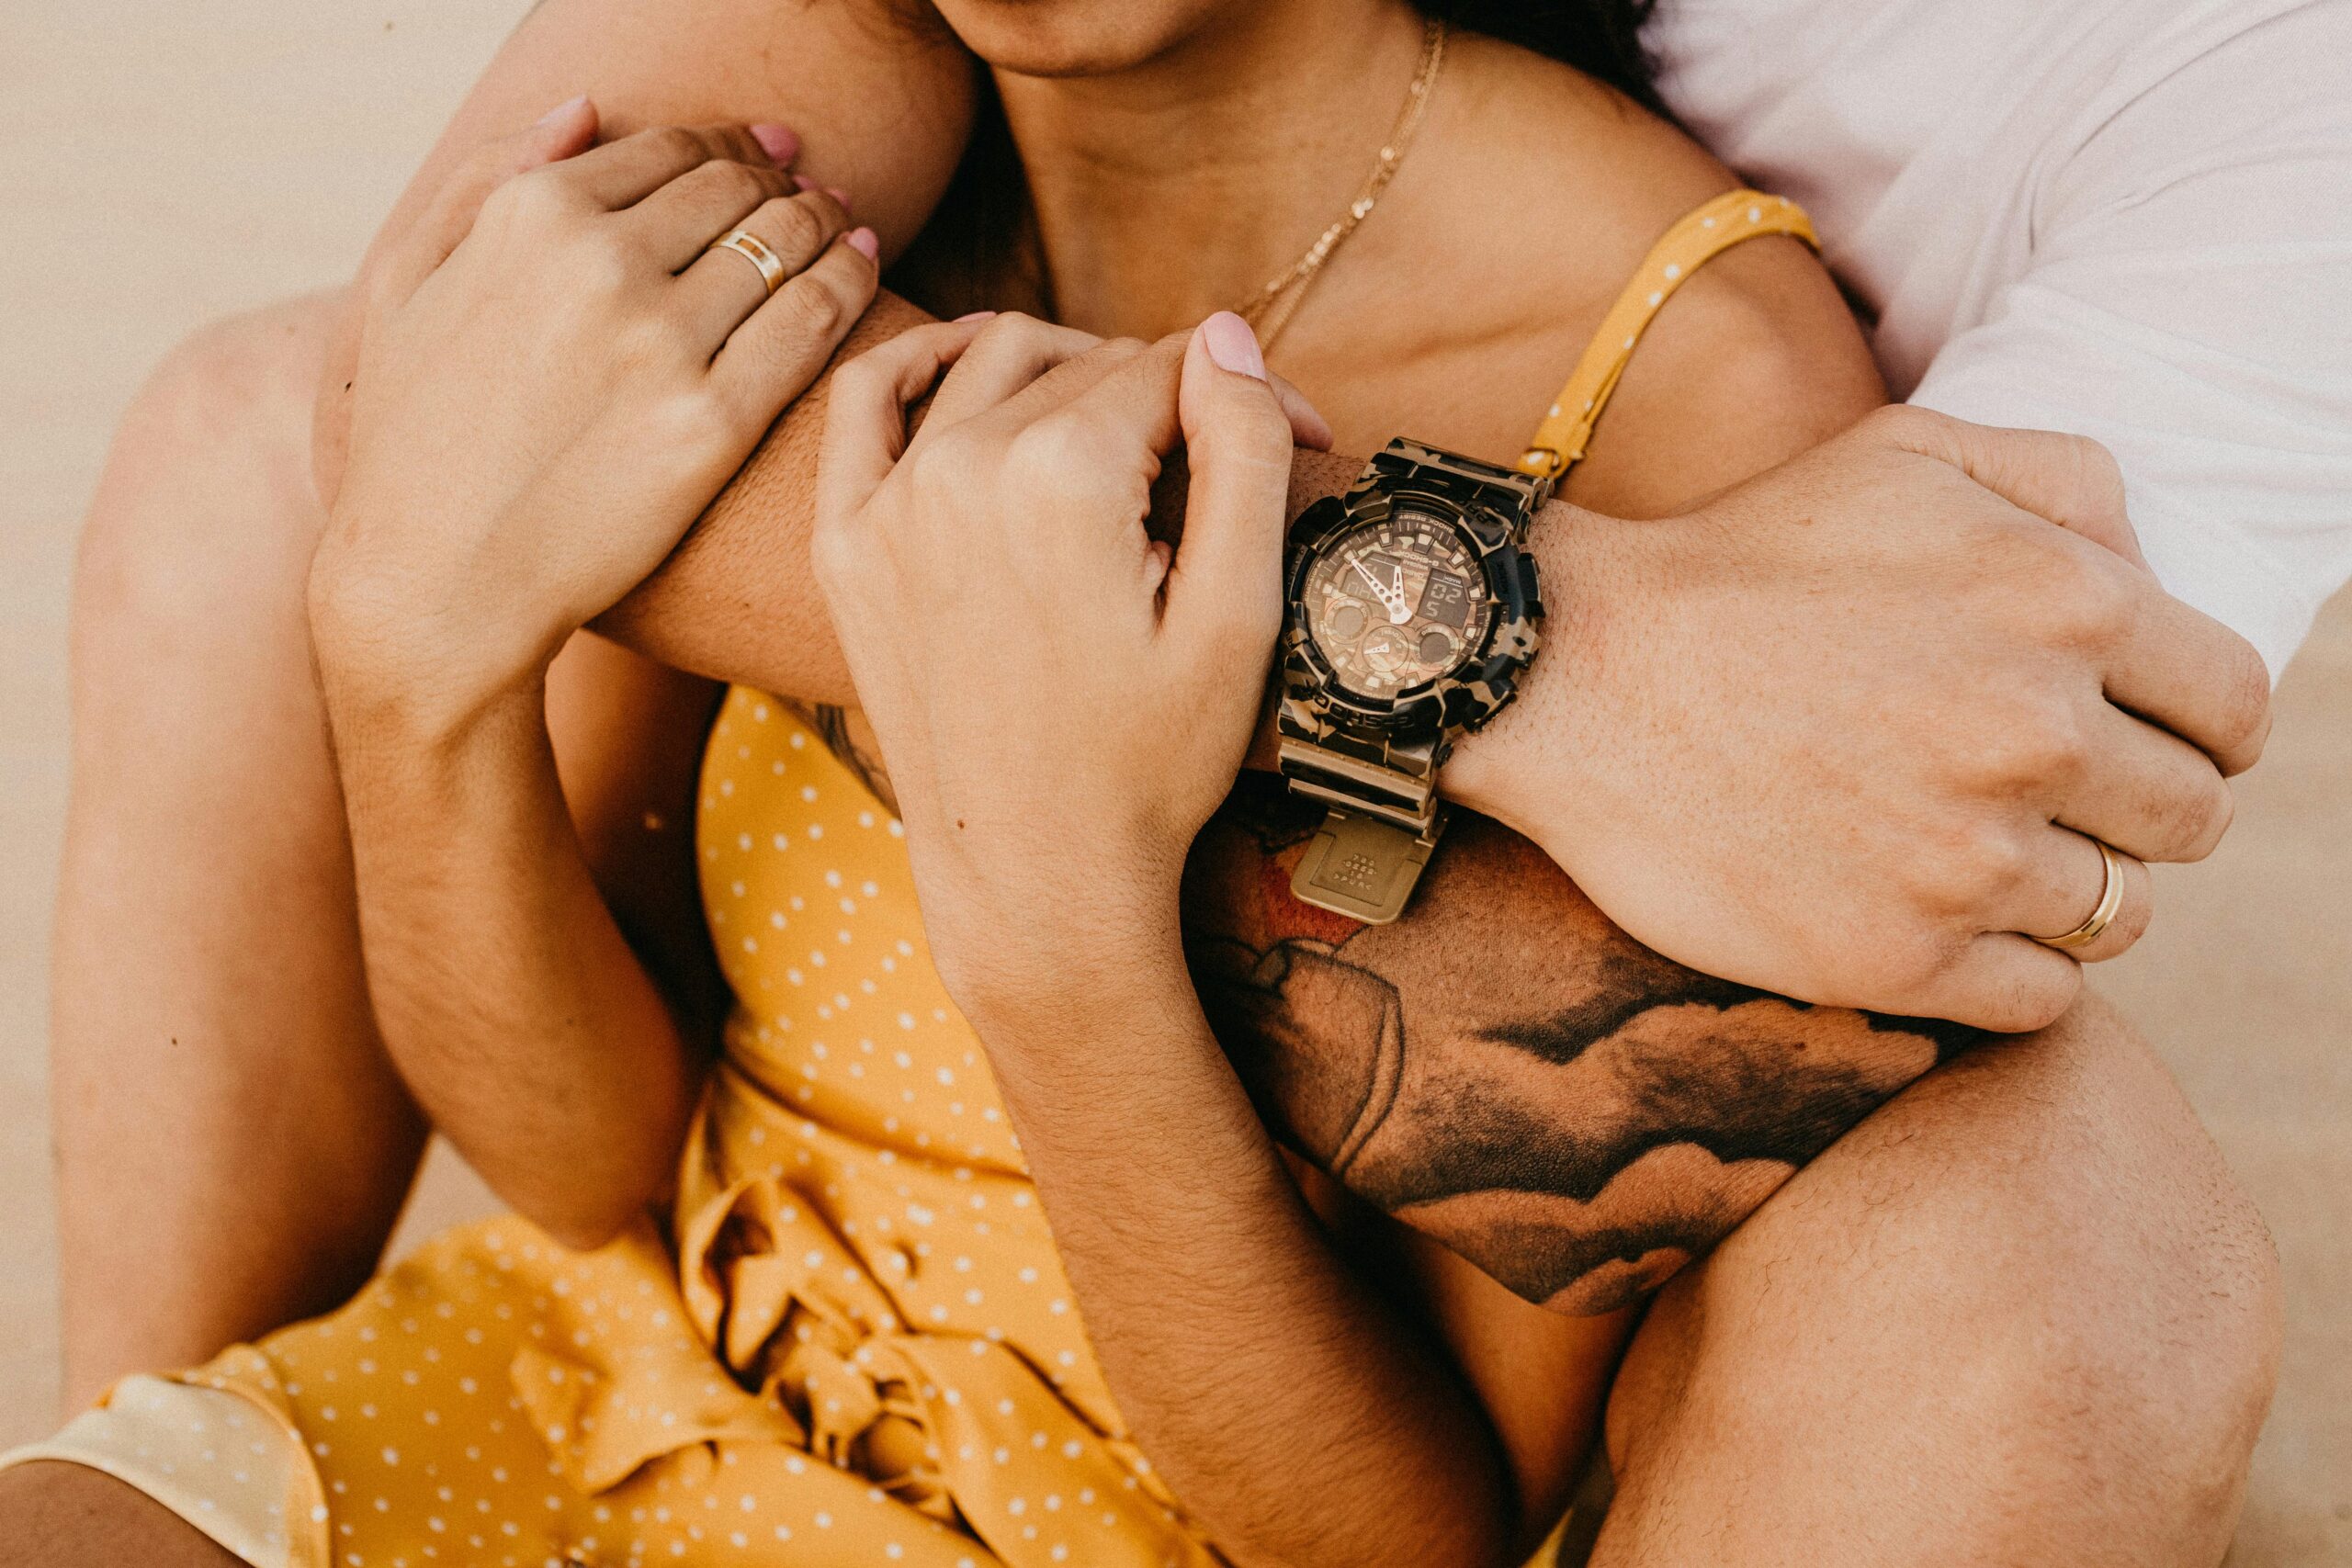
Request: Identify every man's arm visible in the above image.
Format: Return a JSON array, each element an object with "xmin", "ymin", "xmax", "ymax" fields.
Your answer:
[
  {"xmin": 620, "ymin": 355, "xmax": 2266, "ymax": 1037},
  {"xmin": 1182, "ymin": 776, "xmax": 1981, "ymax": 1314}
]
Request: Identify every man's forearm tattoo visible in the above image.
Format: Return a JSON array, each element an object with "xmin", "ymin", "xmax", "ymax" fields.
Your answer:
[
  {"xmin": 1182, "ymin": 778, "xmax": 1983, "ymax": 1315},
  {"xmin": 787, "ymin": 701, "xmax": 900, "ymax": 818}
]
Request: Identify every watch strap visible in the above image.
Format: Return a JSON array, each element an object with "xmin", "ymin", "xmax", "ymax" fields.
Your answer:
[
  {"xmin": 1279, "ymin": 438, "xmax": 1545, "ymax": 924},
  {"xmin": 1362, "ymin": 436, "xmax": 1556, "ymax": 520}
]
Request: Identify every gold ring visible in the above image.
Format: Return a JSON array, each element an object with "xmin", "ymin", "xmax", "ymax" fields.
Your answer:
[
  {"xmin": 709, "ymin": 228, "xmax": 786, "ymax": 296},
  {"xmin": 2038, "ymin": 839, "xmax": 2129, "ymax": 952}
]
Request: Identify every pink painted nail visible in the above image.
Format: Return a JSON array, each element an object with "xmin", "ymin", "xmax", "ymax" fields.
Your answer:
[
  {"xmin": 749, "ymin": 123, "xmax": 799, "ymax": 164},
  {"xmin": 826, "ymin": 186, "xmax": 853, "ymax": 215},
  {"xmin": 953, "ymin": 311, "xmax": 997, "ymax": 323},
  {"xmin": 845, "ymin": 227, "xmax": 879, "ymax": 263},
  {"xmin": 536, "ymin": 95, "xmax": 589, "ymax": 127},
  {"xmin": 1200, "ymin": 311, "xmax": 1266, "ymax": 379},
  {"xmin": 793, "ymin": 174, "xmax": 820, "ymax": 194}
]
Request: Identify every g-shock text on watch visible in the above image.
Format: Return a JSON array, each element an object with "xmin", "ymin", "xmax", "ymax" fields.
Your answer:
[{"xmin": 1276, "ymin": 438, "xmax": 1549, "ymax": 922}]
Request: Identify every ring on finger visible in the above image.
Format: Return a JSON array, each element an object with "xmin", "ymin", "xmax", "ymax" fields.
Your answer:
[
  {"xmin": 2036, "ymin": 839, "xmax": 2132, "ymax": 951},
  {"xmin": 708, "ymin": 228, "xmax": 786, "ymax": 296}
]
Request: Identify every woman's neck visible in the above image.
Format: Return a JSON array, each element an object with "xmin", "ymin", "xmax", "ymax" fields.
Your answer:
[{"xmin": 994, "ymin": 0, "xmax": 1431, "ymax": 342}]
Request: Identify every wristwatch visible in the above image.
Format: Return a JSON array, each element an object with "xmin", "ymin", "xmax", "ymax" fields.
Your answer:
[{"xmin": 1276, "ymin": 437, "xmax": 1550, "ymax": 922}]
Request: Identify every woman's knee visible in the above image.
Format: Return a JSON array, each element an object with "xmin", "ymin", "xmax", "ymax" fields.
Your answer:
[{"xmin": 72, "ymin": 292, "xmax": 344, "ymax": 673}]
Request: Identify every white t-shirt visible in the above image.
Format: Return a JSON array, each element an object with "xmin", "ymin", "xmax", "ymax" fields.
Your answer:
[{"xmin": 1647, "ymin": 0, "xmax": 2352, "ymax": 677}]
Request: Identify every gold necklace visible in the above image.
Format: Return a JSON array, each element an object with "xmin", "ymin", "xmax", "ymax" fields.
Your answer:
[{"xmin": 1237, "ymin": 17, "xmax": 1448, "ymax": 350}]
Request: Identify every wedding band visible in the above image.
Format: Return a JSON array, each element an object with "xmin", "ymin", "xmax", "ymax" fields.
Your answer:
[
  {"xmin": 2038, "ymin": 839, "xmax": 2129, "ymax": 952},
  {"xmin": 709, "ymin": 228, "xmax": 786, "ymax": 295}
]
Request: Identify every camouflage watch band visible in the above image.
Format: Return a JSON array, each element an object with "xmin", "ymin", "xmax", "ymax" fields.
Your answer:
[{"xmin": 1280, "ymin": 438, "xmax": 1551, "ymax": 923}]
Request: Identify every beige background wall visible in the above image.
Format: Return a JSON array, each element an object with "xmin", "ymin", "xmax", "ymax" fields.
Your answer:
[{"xmin": 1, "ymin": 1, "xmax": 2345, "ymax": 1562}]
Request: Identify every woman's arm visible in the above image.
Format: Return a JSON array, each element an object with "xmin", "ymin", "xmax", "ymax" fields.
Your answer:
[
  {"xmin": 311, "ymin": 121, "xmax": 883, "ymax": 1247},
  {"xmin": 812, "ymin": 318, "xmax": 1540, "ymax": 1567},
  {"xmin": 971, "ymin": 935, "xmax": 1522, "ymax": 1567},
  {"xmin": 309, "ymin": 0, "xmax": 977, "ymax": 529},
  {"xmin": 329, "ymin": 685, "xmax": 702, "ymax": 1249}
]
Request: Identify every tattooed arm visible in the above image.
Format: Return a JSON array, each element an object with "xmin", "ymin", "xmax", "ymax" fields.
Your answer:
[{"xmin": 1183, "ymin": 775, "xmax": 1982, "ymax": 1315}]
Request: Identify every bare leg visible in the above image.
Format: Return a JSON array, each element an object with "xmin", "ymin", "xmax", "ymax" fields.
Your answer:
[
  {"xmin": 51, "ymin": 295, "xmax": 428, "ymax": 1410},
  {"xmin": 1597, "ymin": 991, "xmax": 2280, "ymax": 1566},
  {"xmin": 0, "ymin": 1464, "xmax": 239, "ymax": 1568}
]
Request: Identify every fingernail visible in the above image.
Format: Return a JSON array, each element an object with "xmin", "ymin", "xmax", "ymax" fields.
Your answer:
[
  {"xmin": 826, "ymin": 186, "xmax": 853, "ymax": 215},
  {"xmin": 1200, "ymin": 310, "xmax": 1266, "ymax": 379},
  {"xmin": 846, "ymin": 227, "xmax": 879, "ymax": 263},
  {"xmin": 536, "ymin": 95, "xmax": 588, "ymax": 128},
  {"xmin": 953, "ymin": 311, "xmax": 997, "ymax": 323},
  {"xmin": 749, "ymin": 123, "xmax": 799, "ymax": 164},
  {"xmin": 793, "ymin": 174, "xmax": 820, "ymax": 194}
]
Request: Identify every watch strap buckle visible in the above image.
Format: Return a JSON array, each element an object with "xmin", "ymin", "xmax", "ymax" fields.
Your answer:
[{"xmin": 1290, "ymin": 804, "xmax": 1446, "ymax": 925}]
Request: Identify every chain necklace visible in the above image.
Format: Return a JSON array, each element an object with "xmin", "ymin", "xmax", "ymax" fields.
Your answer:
[{"xmin": 1236, "ymin": 17, "xmax": 1447, "ymax": 350}]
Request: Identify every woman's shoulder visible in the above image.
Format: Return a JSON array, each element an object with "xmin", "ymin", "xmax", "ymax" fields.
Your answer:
[{"xmin": 1442, "ymin": 33, "xmax": 1889, "ymax": 515}]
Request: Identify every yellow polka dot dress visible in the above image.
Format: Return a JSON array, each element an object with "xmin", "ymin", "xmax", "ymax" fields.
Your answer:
[{"xmin": 11, "ymin": 694, "xmax": 1220, "ymax": 1568}]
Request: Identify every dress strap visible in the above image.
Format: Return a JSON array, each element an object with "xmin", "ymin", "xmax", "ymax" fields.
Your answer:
[{"xmin": 1518, "ymin": 188, "xmax": 1818, "ymax": 481}]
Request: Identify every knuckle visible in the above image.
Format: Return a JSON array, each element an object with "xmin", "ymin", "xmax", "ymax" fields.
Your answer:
[
  {"xmin": 639, "ymin": 126, "xmax": 707, "ymax": 166},
  {"xmin": 1968, "ymin": 692, "xmax": 2086, "ymax": 790},
  {"xmin": 2165, "ymin": 774, "xmax": 2235, "ymax": 863},
  {"xmin": 763, "ymin": 197, "xmax": 826, "ymax": 257},
  {"xmin": 1859, "ymin": 922, "xmax": 1965, "ymax": 1005},
  {"xmin": 831, "ymin": 350, "xmax": 887, "ymax": 405},
  {"xmin": 2211, "ymin": 639, "xmax": 2274, "ymax": 761},
  {"xmin": 562, "ymin": 230, "xmax": 638, "ymax": 299},
  {"xmin": 2039, "ymin": 544, "xmax": 2133, "ymax": 647},
  {"xmin": 622, "ymin": 311, "xmax": 695, "ymax": 370},
  {"xmin": 616, "ymin": 302, "xmax": 706, "ymax": 395},
  {"xmin": 2067, "ymin": 434, "xmax": 2127, "ymax": 507},
  {"xmin": 1004, "ymin": 414, "xmax": 1099, "ymax": 486},
  {"xmin": 973, "ymin": 310, "xmax": 1053, "ymax": 356},
  {"xmin": 910, "ymin": 428, "xmax": 983, "ymax": 494},
  {"xmin": 483, "ymin": 167, "xmax": 563, "ymax": 226},
  {"xmin": 774, "ymin": 272, "xmax": 849, "ymax": 340},
  {"xmin": 2004, "ymin": 960, "xmax": 2083, "ymax": 1035},
  {"xmin": 707, "ymin": 158, "xmax": 775, "ymax": 209},
  {"xmin": 1932, "ymin": 819, "xmax": 2032, "ymax": 911},
  {"xmin": 1968, "ymin": 828, "xmax": 2035, "ymax": 904}
]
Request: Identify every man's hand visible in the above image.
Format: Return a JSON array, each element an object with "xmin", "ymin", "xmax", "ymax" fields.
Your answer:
[{"xmin": 1450, "ymin": 405, "xmax": 2273, "ymax": 1033}]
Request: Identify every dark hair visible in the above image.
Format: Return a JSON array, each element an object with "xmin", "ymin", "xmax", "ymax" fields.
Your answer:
[{"xmin": 890, "ymin": 2, "xmax": 1666, "ymax": 317}]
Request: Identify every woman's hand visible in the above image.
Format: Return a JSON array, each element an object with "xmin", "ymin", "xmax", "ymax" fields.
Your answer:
[
  {"xmin": 310, "ymin": 100, "xmax": 879, "ymax": 734},
  {"xmin": 817, "ymin": 316, "xmax": 1521, "ymax": 1568},
  {"xmin": 810, "ymin": 311, "xmax": 1316, "ymax": 1019}
]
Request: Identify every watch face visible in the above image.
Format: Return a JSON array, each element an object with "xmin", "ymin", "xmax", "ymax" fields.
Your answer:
[{"xmin": 1302, "ymin": 508, "xmax": 1491, "ymax": 703}]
